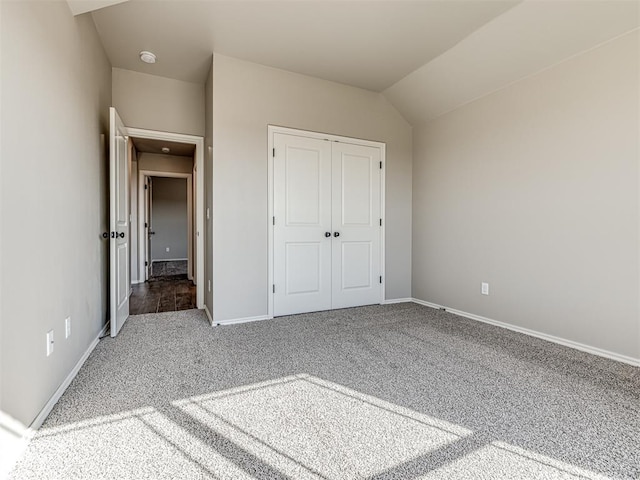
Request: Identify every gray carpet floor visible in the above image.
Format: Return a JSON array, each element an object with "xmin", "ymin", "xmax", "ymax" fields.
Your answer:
[{"xmin": 9, "ymin": 303, "xmax": 640, "ymax": 479}]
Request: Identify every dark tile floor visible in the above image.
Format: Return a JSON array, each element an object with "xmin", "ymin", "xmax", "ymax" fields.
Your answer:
[{"xmin": 130, "ymin": 274, "xmax": 196, "ymax": 314}]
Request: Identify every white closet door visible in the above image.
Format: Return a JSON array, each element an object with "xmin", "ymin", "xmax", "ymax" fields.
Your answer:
[
  {"xmin": 273, "ymin": 133, "xmax": 332, "ymax": 316},
  {"xmin": 331, "ymin": 142, "xmax": 381, "ymax": 309}
]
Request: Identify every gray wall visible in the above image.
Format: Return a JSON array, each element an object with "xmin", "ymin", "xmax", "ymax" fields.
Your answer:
[
  {"xmin": 204, "ymin": 62, "xmax": 214, "ymax": 316},
  {"xmin": 411, "ymin": 30, "xmax": 639, "ymax": 360},
  {"xmin": 138, "ymin": 153, "xmax": 193, "ymax": 174},
  {"xmin": 136, "ymin": 153, "xmax": 193, "ymax": 271},
  {"xmin": 0, "ymin": 1, "xmax": 112, "ymax": 425},
  {"xmin": 112, "ymin": 67, "xmax": 205, "ymax": 136},
  {"xmin": 151, "ymin": 177, "xmax": 189, "ymax": 261},
  {"xmin": 212, "ymin": 54, "xmax": 412, "ymax": 322}
]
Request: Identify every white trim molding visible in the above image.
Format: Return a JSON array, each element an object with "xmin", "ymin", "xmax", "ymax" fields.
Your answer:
[
  {"xmin": 381, "ymin": 298, "xmax": 413, "ymax": 305},
  {"xmin": 30, "ymin": 337, "xmax": 101, "ymax": 430},
  {"xmin": 0, "ymin": 411, "xmax": 33, "ymax": 480},
  {"xmin": 411, "ymin": 298, "xmax": 640, "ymax": 367},
  {"xmin": 1, "ymin": 322, "xmax": 109, "ymax": 477},
  {"xmin": 127, "ymin": 127, "xmax": 205, "ymax": 310},
  {"xmin": 267, "ymin": 125, "xmax": 386, "ymax": 318},
  {"xmin": 138, "ymin": 171, "xmax": 193, "ymax": 283},
  {"xmin": 214, "ymin": 315, "xmax": 273, "ymax": 327}
]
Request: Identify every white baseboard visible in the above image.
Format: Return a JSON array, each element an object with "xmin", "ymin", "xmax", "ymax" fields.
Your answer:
[
  {"xmin": 29, "ymin": 324, "xmax": 106, "ymax": 430},
  {"xmin": 411, "ymin": 298, "xmax": 640, "ymax": 367},
  {"xmin": 0, "ymin": 412, "xmax": 33, "ymax": 480},
  {"xmin": 152, "ymin": 258, "xmax": 188, "ymax": 263},
  {"xmin": 204, "ymin": 304, "xmax": 213, "ymax": 325},
  {"xmin": 131, "ymin": 279, "xmax": 144, "ymax": 285},
  {"xmin": 1, "ymin": 323, "xmax": 107, "ymax": 478},
  {"xmin": 381, "ymin": 298, "xmax": 413, "ymax": 305},
  {"xmin": 411, "ymin": 298, "xmax": 442, "ymax": 309},
  {"xmin": 214, "ymin": 315, "xmax": 272, "ymax": 326}
]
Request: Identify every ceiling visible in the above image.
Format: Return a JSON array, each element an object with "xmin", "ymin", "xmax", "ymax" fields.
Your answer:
[
  {"xmin": 90, "ymin": 0, "xmax": 520, "ymax": 91},
  {"xmin": 131, "ymin": 137, "xmax": 196, "ymax": 157},
  {"xmin": 67, "ymin": 0, "xmax": 127, "ymax": 16},
  {"xmin": 88, "ymin": 0, "xmax": 639, "ymax": 125},
  {"xmin": 384, "ymin": 0, "xmax": 640, "ymax": 124}
]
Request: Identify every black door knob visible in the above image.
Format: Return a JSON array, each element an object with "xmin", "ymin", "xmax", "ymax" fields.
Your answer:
[
  {"xmin": 334, "ymin": 232, "xmax": 340, "ymax": 237},
  {"xmin": 325, "ymin": 232, "xmax": 331, "ymax": 238},
  {"xmin": 118, "ymin": 232, "xmax": 125, "ymax": 238},
  {"xmin": 102, "ymin": 232, "xmax": 109, "ymax": 239}
]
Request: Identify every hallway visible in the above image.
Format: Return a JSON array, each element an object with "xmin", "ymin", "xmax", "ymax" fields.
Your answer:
[{"xmin": 130, "ymin": 261, "xmax": 196, "ymax": 314}]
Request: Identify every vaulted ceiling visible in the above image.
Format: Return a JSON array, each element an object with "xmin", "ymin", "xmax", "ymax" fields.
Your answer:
[
  {"xmin": 90, "ymin": 0, "xmax": 520, "ymax": 90},
  {"xmin": 86, "ymin": 0, "xmax": 639, "ymax": 126},
  {"xmin": 383, "ymin": 1, "xmax": 640, "ymax": 124}
]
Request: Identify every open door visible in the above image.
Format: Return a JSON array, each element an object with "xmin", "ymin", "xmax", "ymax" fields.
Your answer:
[
  {"xmin": 110, "ymin": 107, "xmax": 130, "ymax": 337},
  {"xmin": 145, "ymin": 176, "xmax": 153, "ymax": 280}
]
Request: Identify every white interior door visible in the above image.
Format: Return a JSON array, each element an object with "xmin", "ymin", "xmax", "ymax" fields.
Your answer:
[
  {"xmin": 331, "ymin": 142, "xmax": 381, "ymax": 309},
  {"xmin": 273, "ymin": 133, "xmax": 332, "ymax": 316},
  {"xmin": 144, "ymin": 176, "xmax": 153, "ymax": 280},
  {"xmin": 109, "ymin": 107, "xmax": 130, "ymax": 337}
]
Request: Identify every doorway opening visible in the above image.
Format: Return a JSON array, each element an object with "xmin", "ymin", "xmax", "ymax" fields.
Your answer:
[
  {"xmin": 132, "ymin": 172, "xmax": 193, "ymax": 314},
  {"xmin": 129, "ymin": 137, "xmax": 200, "ymax": 314},
  {"xmin": 138, "ymin": 171, "xmax": 194, "ymax": 283},
  {"xmin": 108, "ymin": 108, "xmax": 205, "ymax": 336},
  {"xmin": 133, "ymin": 173, "xmax": 195, "ymax": 314}
]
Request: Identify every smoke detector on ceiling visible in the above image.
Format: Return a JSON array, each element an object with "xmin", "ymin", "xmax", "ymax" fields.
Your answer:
[
  {"xmin": 139, "ymin": 51, "xmax": 157, "ymax": 64},
  {"xmin": 161, "ymin": 147, "xmax": 170, "ymax": 153}
]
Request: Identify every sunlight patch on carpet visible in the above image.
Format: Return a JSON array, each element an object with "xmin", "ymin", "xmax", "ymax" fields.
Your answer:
[{"xmin": 175, "ymin": 374, "xmax": 471, "ymax": 479}]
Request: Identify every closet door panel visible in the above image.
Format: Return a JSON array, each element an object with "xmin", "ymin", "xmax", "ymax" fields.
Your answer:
[
  {"xmin": 331, "ymin": 142, "xmax": 382, "ymax": 309},
  {"xmin": 273, "ymin": 133, "xmax": 332, "ymax": 316}
]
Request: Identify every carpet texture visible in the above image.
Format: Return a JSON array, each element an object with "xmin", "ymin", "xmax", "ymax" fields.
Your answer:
[{"xmin": 9, "ymin": 303, "xmax": 640, "ymax": 479}]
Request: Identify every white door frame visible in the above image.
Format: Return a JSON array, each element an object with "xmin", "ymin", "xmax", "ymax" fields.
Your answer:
[
  {"xmin": 139, "ymin": 171, "xmax": 193, "ymax": 281},
  {"xmin": 267, "ymin": 125, "xmax": 386, "ymax": 318},
  {"xmin": 128, "ymin": 127, "xmax": 204, "ymax": 309}
]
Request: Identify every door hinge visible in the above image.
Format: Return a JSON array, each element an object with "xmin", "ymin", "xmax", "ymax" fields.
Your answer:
[
  {"xmin": 379, "ymin": 218, "xmax": 382, "ymax": 226},
  {"xmin": 145, "ymin": 261, "xmax": 148, "ymax": 266},
  {"xmin": 145, "ymin": 222, "xmax": 148, "ymax": 228},
  {"xmin": 273, "ymin": 216, "xmax": 275, "ymax": 225},
  {"xmin": 144, "ymin": 184, "xmax": 148, "ymax": 190},
  {"xmin": 273, "ymin": 284, "xmax": 276, "ymax": 293},
  {"xmin": 272, "ymin": 148, "xmax": 275, "ymax": 157},
  {"xmin": 379, "ymin": 161, "xmax": 382, "ymax": 169},
  {"xmin": 379, "ymin": 276, "xmax": 382, "ymax": 284}
]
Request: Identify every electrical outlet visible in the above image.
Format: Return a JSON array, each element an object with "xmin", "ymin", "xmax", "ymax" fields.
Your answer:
[
  {"xmin": 65, "ymin": 317, "xmax": 71, "ymax": 339},
  {"xmin": 166, "ymin": 247, "xmax": 170, "ymax": 252},
  {"xmin": 46, "ymin": 330, "xmax": 54, "ymax": 356},
  {"xmin": 208, "ymin": 280, "xmax": 211, "ymax": 292},
  {"xmin": 481, "ymin": 282, "xmax": 489, "ymax": 295}
]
